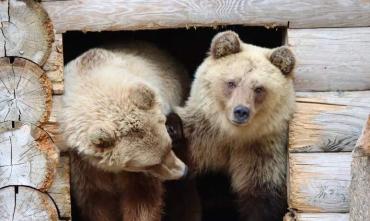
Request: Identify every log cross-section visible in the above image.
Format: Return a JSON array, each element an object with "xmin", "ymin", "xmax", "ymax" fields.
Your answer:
[
  {"xmin": 0, "ymin": 57, "xmax": 52, "ymax": 125},
  {"xmin": 0, "ymin": 123, "xmax": 59, "ymax": 191},
  {"xmin": 0, "ymin": 0, "xmax": 54, "ymax": 65},
  {"xmin": 0, "ymin": 186, "xmax": 59, "ymax": 221}
]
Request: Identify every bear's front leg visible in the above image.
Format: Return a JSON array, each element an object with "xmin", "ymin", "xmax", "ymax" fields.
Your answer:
[
  {"xmin": 229, "ymin": 143, "xmax": 287, "ymax": 221},
  {"xmin": 236, "ymin": 189, "xmax": 287, "ymax": 221},
  {"xmin": 121, "ymin": 174, "xmax": 164, "ymax": 221},
  {"xmin": 77, "ymin": 190, "xmax": 121, "ymax": 221}
]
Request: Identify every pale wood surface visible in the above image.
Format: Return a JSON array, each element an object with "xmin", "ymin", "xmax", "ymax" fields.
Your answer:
[
  {"xmin": 0, "ymin": 58, "xmax": 52, "ymax": 126},
  {"xmin": 349, "ymin": 116, "xmax": 370, "ymax": 221},
  {"xmin": 41, "ymin": 0, "xmax": 370, "ymax": 33},
  {"xmin": 0, "ymin": 123, "xmax": 59, "ymax": 191},
  {"xmin": 289, "ymin": 28, "xmax": 370, "ymax": 92},
  {"xmin": 0, "ymin": 186, "xmax": 59, "ymax": 221},
  {"xmin": 0, "ymin": 0, "xmax": 54, "ymax": 65},
  {"xmin": 288, "ymin": 152, "xmax": 351, "ymax": 213},
  {"xmin": 294, "ymin": 213, "xmax": 349, "ymax": 221},
  {"xmin": 48, "ymin": 155, "xmax": 71, "ymax": 220},
  {"xmin": 43, "ymin": 34, "xmax": 64, "ymax": 95},
  {"xmin": 289, "ymin": 91, "xmax": 370, "ymax": 153}
]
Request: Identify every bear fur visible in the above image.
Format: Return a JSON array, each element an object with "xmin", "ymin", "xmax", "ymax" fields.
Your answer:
[
  {"xmin": 60, "ymin": 42, "xmax": 189, "ymax": 221},
  {"xmin": 176, "ymin": 31, "xmax": 296, "ymax": 221}
]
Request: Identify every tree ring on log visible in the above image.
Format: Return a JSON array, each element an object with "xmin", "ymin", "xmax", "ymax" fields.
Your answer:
[
  {"xmin": 0, "ymin": 0, "xmax": 54, "ymax": 65},
  {"xmin": 0, "ymin": 57, "xmax": 52, "ymax": 126},
  {"xmin": 0, "ymin": 186, "xmax": 58, "ymax": 221},
  {"xmin": 0, "ymin": 122, "xmax": 59, "ymax": 191}
]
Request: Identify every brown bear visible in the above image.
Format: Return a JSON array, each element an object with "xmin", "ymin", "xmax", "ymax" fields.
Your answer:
[
  {"xmin": 60, "ymin": 42, "xmax": 189, "ymax": 221},
  {"xmin": 176, "ymin": 31, "xmax": 296, "ymax": 221}
]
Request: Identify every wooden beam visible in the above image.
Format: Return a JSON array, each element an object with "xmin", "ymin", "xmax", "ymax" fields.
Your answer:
[
  {"xmin": 48, "ymin": 155, "xmax": 71, "ymax": 220},
  {"xmin": 289, "ymin": 28, "xmax": 370, "ymax": 92},
  {"xmin": 41, "ymin": 0, "xmax": 370, "ymax": 33},
  {"xmin": 284, "ymin": 212, "xmax": 349, "ymax": 221},
  {"xmin": 289, "ymin": 91, "xmax": 370, "ymax": 153},
  {"xmin": 288, "ymin": 152, "xmax": 351, "ymax": 213},
  {"xmin": 43, "ymin": 34, "xmax": 64, "ymax": 95},
  {"xmin": 349, "ymin": 115, "xmax": 370, "ymax": 221}
]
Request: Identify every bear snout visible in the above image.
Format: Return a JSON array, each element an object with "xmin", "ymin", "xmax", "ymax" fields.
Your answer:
[{"xmin": 233, "ymin": 105, "xmax": 250, "ymax": 124}]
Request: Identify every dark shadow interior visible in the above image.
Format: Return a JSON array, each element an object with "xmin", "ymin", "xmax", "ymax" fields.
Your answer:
[{"xmin": 63, "ymin": 26, "xmax": 285, "ymax": 221}]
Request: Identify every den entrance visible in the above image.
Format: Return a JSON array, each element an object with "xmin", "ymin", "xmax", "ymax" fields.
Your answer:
[{"xmin": 63, "ymin": 26, "xmax": 285, "ymax": 221}]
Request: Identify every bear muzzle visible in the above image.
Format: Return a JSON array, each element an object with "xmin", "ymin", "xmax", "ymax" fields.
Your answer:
[
  {"xmin": 232, "ymin": 105, "xmax": 250, "ymax": 124},
  {"xmin": 147, "ymin": 150, "xmax": 188, "ymax": 181}
]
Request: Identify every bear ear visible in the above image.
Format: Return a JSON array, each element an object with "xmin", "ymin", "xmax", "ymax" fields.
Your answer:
[
  {"xmin": 130, "ymin": 84, "xmax": 156, "ymax": 110},
  {"xmin": 269, "ymin": 47, "xmax": 296, "ymax": 76},
  {"xmin": 88, "ymin": 125, "xmax": 116, "ymax": 148},
  {"xmin": 210, "ymin": 31, "xmax": 241, "ymax": 59},
  {"xmin": 75, "ymin": 48, "xmax": 114, "ymax": 75}
]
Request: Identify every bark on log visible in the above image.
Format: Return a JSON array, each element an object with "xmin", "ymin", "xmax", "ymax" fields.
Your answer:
[
  {"xmin": 0, "ymin": 57, "xmax": 52, "ymax": 126},
  {"xmin": 349, "ymin": 115, "xmax": 370, "ymax": 221},
  {"xmin": 0, "ymin": 0, "xmax": 54, "ymax": 65},
  {"xmin": 43, "ymin": 34, "xmax": 63, "ymax": 95}
]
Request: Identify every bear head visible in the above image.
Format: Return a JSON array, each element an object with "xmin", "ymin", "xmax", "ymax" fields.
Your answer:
[
  {"xmin": 189, "ymin": 31, "xmax": 296, "ymax": 139},
  {"xmin": 61, "ymin": 48, "xmax": 187, "ymax": 180}
]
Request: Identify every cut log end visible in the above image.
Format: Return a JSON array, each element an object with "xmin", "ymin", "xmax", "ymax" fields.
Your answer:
[
  {"xmin": 0, "ymin": 123, "xmax": 58, "ymax": 191},
  {"xmin": 0, "ymin": 0, "xmax": 54, "ymax": 65},
  {"xmin": 0, "ymin": 186, "xmax": 59, "ymax": 221},
  {"xmin": 0, "ymin": 57, "xmax": 52, "ymax": 126}
]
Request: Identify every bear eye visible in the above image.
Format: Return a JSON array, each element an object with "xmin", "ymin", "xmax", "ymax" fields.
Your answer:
[
  {"xmin": 227, "ymin": 80, "xmax": 237, "ymax": 89},
  {"xmin": 254, "ymin": 86, "xmax": 265, "ymax": 94}
]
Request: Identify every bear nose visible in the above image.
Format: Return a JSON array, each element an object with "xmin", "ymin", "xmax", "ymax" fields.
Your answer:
[{"xmin": 233, "ymin": 105, "xmax": 250, "ymax": 123}]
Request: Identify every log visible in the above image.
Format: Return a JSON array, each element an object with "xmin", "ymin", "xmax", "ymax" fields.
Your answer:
[
  {"xmin": 48, "ymin": 154, "xmax": 71, "ymax": 220},
  {"xmin": 284, "ymin": 212, "xmax": 349, "ymax": 221},
  {"xmin": 349, "ymin": 116, "xmax": 370, "ymax": 221},
  {"xmin": 289, "ymin": 28, "xmax": 370, "ymax": 92},
  {"xmin": 0, "ymin": 0, "xmax": 54, "ymax": 65},
  {"xmin": 41, "ymin": 0, "xmax": 370, "ymax": 33},
  {"xmin": 0, "ymin": 57, "xmax": 52, "ymax": 126},
  {"xmin": 0, "ymin": 123, "xmax": 59, "ymax": 191},
  {"xmin": 288, "ymin": 152, "xmax": 351, "ymax": 213},
  {"xmin": 289, "ymin": 91, "xmax": 370, "ymax": 153},
  {"xmin": 43, "ymin": 34, "xmax": 64, "ymax": 95},
  {"xmin": 0, "ymin": 186, "xmax": 59, "ymax": 221}
]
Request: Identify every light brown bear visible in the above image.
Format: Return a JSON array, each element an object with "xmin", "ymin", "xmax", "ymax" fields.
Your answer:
[
  {"xmin": 60, "ymin": 42, "xmax": 189, "ymax": 221},
  {"xmin": 176, "ymin": 31, "xmax": 296, "ymax": 221}
]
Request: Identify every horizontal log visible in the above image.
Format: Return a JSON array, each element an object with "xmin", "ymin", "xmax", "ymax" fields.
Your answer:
[
  {"xmin": 288, "ymin": 152, "xmax": 351, "ymax": 213},
  {"xmin": 289, "ymin": 91, "xmax": 370, "ymax": 153},
  {"xmin": 41, "ymin": 0, "xmax": 370, "ymax": 33},
  {"xmin": 349, "ymin": 116, "xmax": 370, "ymax": 221},
  {"xmin": 284, "ymin": 212, "xmax": 349, "ymax": 221},
  {"xmin": 43, "ymin": 34, "xmax": 64, "ymax": 95},
  {"xmin": 289, "ymin": 28, "xmax": 370, "ymax": 92}
]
